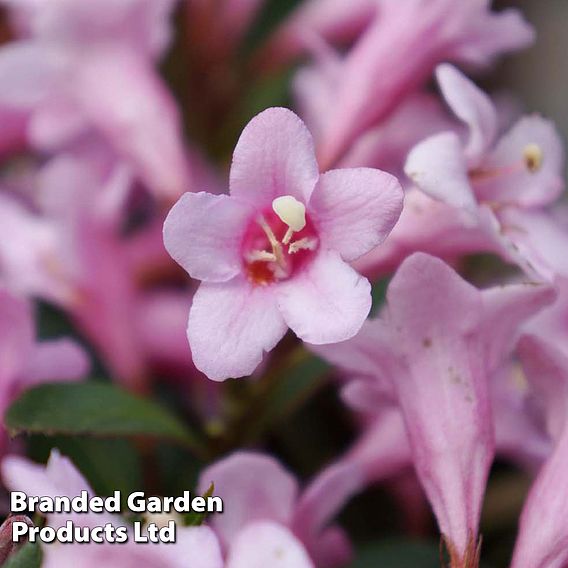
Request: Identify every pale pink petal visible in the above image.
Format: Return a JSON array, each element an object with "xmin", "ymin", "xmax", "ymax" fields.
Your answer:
[
  {"xmin": 346, "ymin": 409, "xmax": 412, "ymax": 484},
  {"xmin": 293, "ymin": 461, "xmax": 363, "ymax": 566},
  {"xmin": 163, "ymin": 192, "xmax": 253, "ymax": 282},
  {"xmin": 309, "ymin": 168, "xmax": 403, "ymax": 261},
  {"xmin": 492, "ymin": 364, "xmax": 551, "ymax": 471},
  {"xmin": 227, "ymin": 522, "xmax": 315, "ymax": 568},
  {"xmin": 309, "ymin": 321, "xmax": 397, "ymax": 398},
  {"xmin": 0, "ymin": 288, "xmax": 33, "ymax": 382},
  {"xmin": 452, "ymin": 6, "xmax": 535, "ymax": 68},
  {"xmin": 28, "ymin": 99, "xmax": 88, "ymax": 150},
  {"xmin": 2, "ymin": 451, "xmax": 91, "ymax": 500},
  {"xmin": 436, "ymin": 64, "xmax": 497, "ymax": 160},
  {"xmin": 198, "ymin": 452, "xmax": 298, "ymax": 549},
  {"xmin": 519, "ymin": 335, "xmax": 568, "ymax": 443},
  {"xmin": 73, "ymin": 47, "xmax": 189, "ymax": 199},
  {"xmin": 405, "ymin": 132, "xmax": 477, "ymax": 211},
  {"xmin": 261, "ymin": 0, "xmax": 375, "ymax": 69},
  {"xmin": 341, "ymin": 379, "xmax": 390, "ymax": 414},
  {"xmin": 188, "ymin": 279, "xmax": 287, "ymax": 380},
  {"xmin": 277, "ymin": 251, "xmax": 371, "ymax": 344},
  {"xmin": 480, "ymin": 282, "xmax": 556, "ymax": 374},
  {"xmin": 0, "ymin": 41, "xmax": 65, "ymax": 108},
  {"xmin": 160, "ymin": 526, "xmax": 224, "ymax": 568},
  {"xmin": 497, "ymin": 209, "xmax": 568, "ymax": 281},
  {"xmin": 25, "ymin": 339, "xmax": 90, "ymax": 385},
  {"xmin": 476, "ymin": 116, "xmax": 565, "ymax": 207},
  {"xmin": 15, "ymin": 0, "xmax": 176, "ymax": 58},
  {"xmin": 512, "ymin": 390, "xmax": 568, "ymax": 568},
  {"xmin": 387, "ymin": 253, "xmax": 493, "ymax": 557},
  {"xmin": 229, "ymin": 108, "xmax": 319, "ymax": 208}
]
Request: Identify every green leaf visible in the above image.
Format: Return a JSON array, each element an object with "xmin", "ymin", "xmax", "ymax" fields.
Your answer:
[
  {"xmin": 6, "ymin": 383, "xmax": 203, "ymax": 452},
  {"xmin": 2, "ymin": 543, "xmax": 42, "ymax": 568},
  {"xmin": 184, "ymin": 483, "xmax": 215, "ymax": 527},
  {"xmin": 349, "ymin": 539, "xmax": 440, "ymax": 568}
]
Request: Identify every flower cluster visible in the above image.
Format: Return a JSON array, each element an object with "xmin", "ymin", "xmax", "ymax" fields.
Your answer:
[{"xmin": 0, "ymin": 1, "xmax": 566, "ymax": 567}]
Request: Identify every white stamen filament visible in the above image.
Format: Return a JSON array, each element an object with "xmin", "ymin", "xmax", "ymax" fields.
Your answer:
[
  {"xmin": 288, "ymin": 237, "xmax": 318, "ymax": 254},
  {"xmin": 246, "ymin": 250, "xmax": 277, "ymax": 263},
  {"xmin": 469, "ymin": 143, "xmax": 544, "ymax": 182}
]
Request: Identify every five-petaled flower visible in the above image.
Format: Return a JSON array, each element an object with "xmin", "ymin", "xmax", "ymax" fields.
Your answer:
[{"xmin": 164, "ymin": 107, "xmax": 403, "ymax": 380}]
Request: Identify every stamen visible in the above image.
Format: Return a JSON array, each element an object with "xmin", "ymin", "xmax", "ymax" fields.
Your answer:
[
  {"xmin": 272, "ymin": 196, "xmax": 306, "ymax": 245},
  {"xmin": 288, "ymin": 237, "xmax": 318, "ymax": 254},
  {"xmin": 246, "ymin": 250, "xmax": 277, "ymax": 263},
  {"xmin": 257, "ymin": 215, "xmax": 284, "ymax": 266},
  {"xmin": 523, "ymin": 143, "xmax": 543, "ymax": 173}
]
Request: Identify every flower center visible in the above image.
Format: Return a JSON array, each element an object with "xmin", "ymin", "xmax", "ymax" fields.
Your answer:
[
  {"xmin": 469, "ymin": 143, "xmax": 544, "ymax": 183},
  {"xmin": 241, "ymin": 196, "xmax": 319, "ymax": 285}
]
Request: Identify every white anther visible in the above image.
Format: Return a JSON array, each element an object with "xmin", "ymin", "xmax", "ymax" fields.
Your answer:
[{"xmin": 272, "ymin": 196, "xmax": 306, "ymax": 233}]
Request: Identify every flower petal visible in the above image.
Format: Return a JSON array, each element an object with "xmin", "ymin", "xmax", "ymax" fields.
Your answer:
[
  {"xmin": 2, "ymin": 450, "xmax": 91, "ymax": 500},
  {"xmin": 226, "ymin": 522, "xmax": 315, "ymax": 568},
  {"xmin": 73, "ymin": 47, "xmax": 189, "ymax": 199},
  {"xmin": 480, "ymin": 282, "xmax": 556, "ymax": 374},
  {"xmin": 405, "ymin": 132, "xmax": 477, "ymax": 211},
  {"xmin": 477, "ymin": 115, "xmax": 565, "ymax": 207},
  {"xmin": 277, "ymin": 251, "xmax": 371, "ymax": 344},
  {"xmin": 188, "ymin": 278, "xmax": 287, "ymax": 380},
  {"xmin": 293, "ymin": 461, "xmax": 363, "ymax": 565},
  {"xmin": 198, "ymin": 452, "xmax": 298, "ymax": 549},
  {"xmin": 164, "ymin": 192, "xmax": 253, "ymax": 283},
  {"xmin": 229, "ymin": 108, "xmax": 319, "ymax": 208},
  {"xmin": 436, "ymin": 64, "xmax": 497, "ymax": 159},
  {"xmin": 25, "ymin": 339, "xmax": 90, "ymax": 385},
  {"xmin": 309, "ymin": 168, "xmax": 403, "ymax": 261},
  {"xmin": 497, "ymin": 208, "xmax": 568, "ymax": 281},
  {"xmin": 0, "ymin": 288, "xmax": 33, "ymax": 383},
  {"xmin": 511, "ymin": 384, "xmax": 568, "ymax": 568},
  {"xmin": 387, "ymin": 253, "xmax": 493, "ymax": 556},
  {"xmin": 0, "ymin": 41, "xmax": 65, "ymax": 108}
]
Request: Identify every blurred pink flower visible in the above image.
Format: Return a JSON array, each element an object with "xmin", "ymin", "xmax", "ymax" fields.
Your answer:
[
  {"xmin": 258, "ymin": 0, "xmax": 376, "ymax": 70},
  {"xmin": 404, "ymin": 64, "xmax": 567, "ymax": 281},
  {"xmin": 288, "ymin": 0, "xmax": 534, "ymax": 168},
  {"xmin": 0, "ymin": 152, "xmax": 162, "ymax": 389},
  {"xmin": 164, "ymin": 107, "xmax": 403, "ymax": 380},
  {"xmin": 313, "ymin": 253, "xmax": 554, "ymax": 560},
  {"xmin": 511, "ymin": 335, "xmax": 568, "ymax": 568},
  {"xmin": 0, "ymin": 288, "xmax": 88, "ymax": 453},
  {"xmin": 198, "ymin": 451, "xmax": 363, "ymax": 567},
  {"xmin": 0, "ymin": 0, "xmax": 189, "ymax": 200},
  {"xmin": 2, "ymin": 450, "xmax": 224, "ymax": 568}
]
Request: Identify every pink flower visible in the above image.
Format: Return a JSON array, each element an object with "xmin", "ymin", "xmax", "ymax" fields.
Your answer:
[
  {"xmin": 163, "ymin": 107, "xmax": 403, "ymax": 381},
  {"xmin": 0, "ymin": 288, "xmax": 88, "ymax": 453},
  {"xmin": 290, "ymin": 0, "xmax": 534, "ymax": 168},
  {"xmin": 2, "ymin": 450, "xmax": 224, "ymax": 568},
  {"xmin": 510, "ymin": 335, "xmax": 568, "ymax": 568},
  {"xmin": 257, "ymin": 0, "xmax": 376, "ymax": 71},
  {"xmin": 0, "ymin": 152, "xmax": 152, "ymax": 389},
  {"xmin": 404, "ymin": 64, "xmax": 567, "ymax": 281},
  {"xmin": 198, "ymin": 451, "xmax": 363, "ymax": 567},
  {"xmin": 313, "ymin": 253, "xmax": 554, "ymax": 561},
  {"xmin": 0, "ymin": 0, "xmax": 189, "ymax": 200}
]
